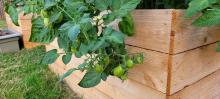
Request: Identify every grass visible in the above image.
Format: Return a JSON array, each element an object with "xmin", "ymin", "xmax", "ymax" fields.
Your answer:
[
  {"xmin": 0, "ymin": 46, "xmax": 81, "ymax": 99},
  {"xmin": 0, "ymin": 19, "xmax": 7, "ymax": 28}
]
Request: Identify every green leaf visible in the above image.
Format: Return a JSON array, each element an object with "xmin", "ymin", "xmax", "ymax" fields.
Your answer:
[
  {"xmin": 78, "ymin": 70, "xmax": 102, "ymax": 88},
  {"xmin": 119, "ymin": 13, "xmax": 135, "ymax": 36},
  {"xmin": 186, "ymin": 0, "xmax": 218, "ymax": 17},
  {"xmin": 50, "ymin": 12, "xmax": 62, "ymax": 23},
  {"xmin": 94, "ymin": 0, "xmax": 109, "ymax": 11},
  {"xmin": 193, "ymin": 9, "xmax": 220, "ymax": 26},
  {"xmin": 44, "ymin": 0, "xmax": 57, "ymax": 9},
  {"xmin": 60, "ymin": 68, "xmax": 77, "ymax": 81},
  {"xmin": 112, "ymin": 0, "xmax": 121, "ymax": 11},
  {"xmin": 62, "ymin": 53, "xmax": 72, "ymax": 65},
  {"xmin": 6, "ymin": 5, "xmax": 19, "ymax": 26},
  {"xmin": 41, "ymin": 49, "xmax": 59, "ymax": 64},
  {"xmin": 114, "ymin": 0, "xmax": 141, "ymax": 17},
  {"xmin": 106, "ymin": 31, "xmax": 125, "ymax": 44},
  {"xmin": 59, "ymin": 22, "xmax": 80, "ymax": 41},
  {"xmin": 58, "ymin": 36, "xmax": 68, "ymax": 49},
  {"xmin": 92, "ymin": 39, "xmax": 108, "ymax": 51}
]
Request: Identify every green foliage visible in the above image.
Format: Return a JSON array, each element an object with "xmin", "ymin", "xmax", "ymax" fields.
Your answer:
[
  {"xmin": 186, "ymin": 0, "xmax": 220, "ymax": 26},
  {"xmin": 41, "ymin": 49, "xmax": 59, "ymax": 64},
  {"xmin": 186, "ymin": 0, "xmax": 220, "ymax": 51},
  {"xmin": 192, "ymin": 9, "xmax": 220, "ymax": 26},
  {"xmin": 5, "ymin": 0, "xmax": 142, "ymax": 88}
]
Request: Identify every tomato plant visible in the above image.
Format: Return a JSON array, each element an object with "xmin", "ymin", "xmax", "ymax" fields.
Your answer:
[{"xmin": 4, "ymin": 0, "xmax": 144, "ymax": 88}]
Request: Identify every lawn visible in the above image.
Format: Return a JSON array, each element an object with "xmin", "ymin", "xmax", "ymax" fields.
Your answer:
[{"xmin": 0, "ymin": 46, "xmax": 81, "ymax": 99}]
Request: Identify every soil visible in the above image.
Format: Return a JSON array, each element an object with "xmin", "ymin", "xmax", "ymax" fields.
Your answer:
[{"xmin": 0, "ymin": 30, "xmax": 10, "ymax": 36}]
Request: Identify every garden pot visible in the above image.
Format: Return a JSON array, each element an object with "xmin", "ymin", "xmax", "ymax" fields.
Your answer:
[
  {"xmin": 46, "ymin": 9, "xmax": 220, "ymax": 99},
  {"xmin": 0, "ymin": 29, "xmax": 21, "ymax": 53}
]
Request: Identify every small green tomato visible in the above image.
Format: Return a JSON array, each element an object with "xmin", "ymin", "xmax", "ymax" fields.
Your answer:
[
  {"xmin": 95, "ymin": 64, "xmax": 104, "ymax": 73},
  {"xmin": 136, "ymin": 56, "xmax": 143, "ymax": 64},
  {"xmin": 113, "ymin": 65, "xmax": 125, "ymax": 77},
  {"xmin": 104, "ymin": 56, "xmax": 110, "ymax": 65},
  {"xmin": 126, "ymin": 59, "xmax": 134, "ymax": 68}
]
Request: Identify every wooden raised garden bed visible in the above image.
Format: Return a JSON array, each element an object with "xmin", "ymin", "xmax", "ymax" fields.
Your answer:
[
  {"xmin": 46, "ymin": 9, "xmax": 220, "ymax": 99},
  {"xmin": 5, "ymin": 13, "xmax": 39, "ymax": 48}
]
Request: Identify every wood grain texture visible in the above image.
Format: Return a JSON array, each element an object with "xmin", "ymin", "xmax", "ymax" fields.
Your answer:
[
  {"xmin": 49, "ymin": 63, "xmax": 112, "ymax": 99},
  {"xmin": 125, "ymin": 10, "xmax": 172, "ymax": 53},
  {"xmin": 126, "ymin": 46, "xmax": 168, "ymax": 93},
  {"xmin": 170, "ymin": 43, "xmax": 220, "ymax": 94},
  {"xmin": 173, "ymin": 10, "xmax": 220, "ymax": 54},
  {"xmin": 170, "ymin": 69, "xmax": 220, "ymax": 99},
  {"xmin": 5, "ymin": 13, "xmax": 22, "ymax": 32},
  {"xmin": 47, "ymin": 39, "xmax": 169, "ymax": 93}
]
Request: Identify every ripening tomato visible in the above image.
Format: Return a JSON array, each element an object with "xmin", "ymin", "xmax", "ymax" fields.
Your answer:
[
  {"xmin": 44, "ymin": 18, "xmax": 50, "ymax": 27},
  {"xmin": 95, "ymin": 64, "xmax": 104, "ymax": 73},
  {"xmin": 126, "ymin": 59, "xmax": 134, "ymax": 68},
  {"xmin": 113, "ymin": 65, "xmax": 125, "ymax": 77}
]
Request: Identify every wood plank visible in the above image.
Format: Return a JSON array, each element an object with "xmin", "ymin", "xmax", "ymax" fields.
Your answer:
[
  {"xmin": 173, "ymin": 10, "xmax": 220, "ymax": 54},
  {"xmin": 170, "ymin": 69, "xmax": 220, "ymax": 99},
  {"xmin": 47, "ymin": 40, "xmax": 169, "ymax": 93},
  {"xmin": 125, "ymin": 10, "xmax": 172, "ymax": 53},
  {"xmin": 49, "ymin": 63, "xmax": 112, "ymax": 99},
  {"xmin": 126, "ymin": 45, "xmax": 168, "ymax": 93},
  {"xmin": 51, "ymin": 57, "xmax": 166, "ymax": 99},
  {"xmin": 170, "ymin": 43, "xmax": 220, "ymax": 94}
]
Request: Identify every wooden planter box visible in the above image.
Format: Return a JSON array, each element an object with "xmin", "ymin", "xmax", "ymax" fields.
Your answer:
[
  {"xmin": 46, "ymin": 9, "xmax": 220, "ymax": 99},
  {"xmin": 5, "ymin": 13, "xmax": 39, "ymax": 48}
]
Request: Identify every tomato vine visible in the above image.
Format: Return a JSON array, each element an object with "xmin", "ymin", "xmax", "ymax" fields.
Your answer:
[{"xmin": 4, "ymin": 0, "xmax": 143, "ymax": 88}]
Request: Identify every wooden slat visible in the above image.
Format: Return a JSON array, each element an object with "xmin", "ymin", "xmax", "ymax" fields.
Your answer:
[
  {"xmin": 126, "ymin": 46, "xmax": 168, "ymax": 93},
  {"xmin": 170, "ymin": 43, "xmax": 220, "ymax": 94},
  {"xmin": 170, "ymin": 69, "xmax": 220, "ymax": 99},
  {"xmin": 49, "ymin": 55, "xmax": 166, "ymax": 99},
  {"xmin": 125, "ymin": 10, "xmax": 172, "ymax": 53},
  {"xmin": 48, "ymin": 39, "xmax": 169, "ymax": 93},
  {"xmin": 173, "ymin": 10, "xmax": 220, "ymax": 54},
  {"xmin": 49, "ymin": 63, "xmax": 112, "ymax": 99}
]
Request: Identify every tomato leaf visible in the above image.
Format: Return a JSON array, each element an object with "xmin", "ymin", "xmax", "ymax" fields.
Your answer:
[
  {"xmin": 62, "ymin": 53, "xmax": 72, "ymax": 65},
  {"xmin": 68, "ymin": 24, "xmax": 81, "ymax": 41},
  {"xmin": 5, "ymin": 5, "xmax": 19, "ymax": 26},
  {"xmin": 60, "ymin": 68, "xmax": 77, "ymax": 81},
  {"xmin": 78, "ymin": 70, "xmax": 102, "ymax": 88},
  {"xmin": 94, "ymin": 0, "xmax": 109, "ymax": 11},
  {"xmin": 41, "ymin": 49, "xmax": 59, "ymax": 64}
]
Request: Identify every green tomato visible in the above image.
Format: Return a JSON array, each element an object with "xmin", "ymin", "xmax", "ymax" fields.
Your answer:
[
  {"xmin": 41, "ymin": 10, "xmax": 48, "ymax": 18},
  {"xmin": 44, "ymin": 18, "xmax": 50, "ymax": 27},
  {"xmin": 126, "ymin": 59, "xmax": 134, "ymax": 68},
  {"xmin": 95, "ymin": 64, "xmax": 104, "ymax": 73},
  {"xmin": 113, "ymin": 65, "xmax": 125, "ymax": 77},
  {"xmin": 104, "ymin": 56, "xmax": 110, "ymax": 65},
  {"xmin": 120, "ymin": 74, "xmax": 127, "ymax": 80},
  {"xmin": 136, "ymin": 56, "xmax": 143, "ymax": 64}
]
